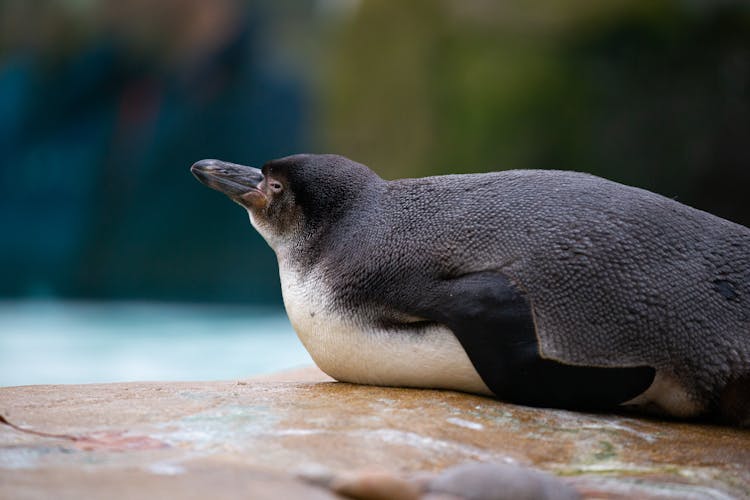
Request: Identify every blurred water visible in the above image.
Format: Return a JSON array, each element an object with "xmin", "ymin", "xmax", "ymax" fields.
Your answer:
[{"xmin": 0, "ymin": 301, "xmax": 312, "ymax": 387}]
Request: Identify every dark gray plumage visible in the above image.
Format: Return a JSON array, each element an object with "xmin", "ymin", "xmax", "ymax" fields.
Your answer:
[{"xmin": 191, "ymin": 154, "xmax": 750, "ymax": 424}]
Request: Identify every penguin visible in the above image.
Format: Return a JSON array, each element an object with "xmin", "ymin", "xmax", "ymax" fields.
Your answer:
[{"xmin": 191, "ymin": 154, "xmax": 750, "ymax": 425}]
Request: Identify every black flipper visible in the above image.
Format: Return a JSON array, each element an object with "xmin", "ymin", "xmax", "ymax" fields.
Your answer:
[{"xmin": 405, "ymin": 271, "xmax": 655, "ymax": 410}]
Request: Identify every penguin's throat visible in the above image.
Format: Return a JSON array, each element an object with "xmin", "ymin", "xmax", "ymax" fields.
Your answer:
[{"xmin": 247, "ymin": 209, "xmax": 287, "ymax": 251}]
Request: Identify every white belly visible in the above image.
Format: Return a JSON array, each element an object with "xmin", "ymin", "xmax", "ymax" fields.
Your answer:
[
  {"xmin": 624, "ymin": 371, "xmax": 701, "ymax": 417},
  {"xmin": 279, "ymin": 264, "xmax": 491, "ymax": 395}
]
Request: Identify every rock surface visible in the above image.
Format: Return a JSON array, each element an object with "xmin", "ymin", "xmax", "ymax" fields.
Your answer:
[{"xmin": 1, "ymin": 366, "xmax": 749, "ymax": 499}]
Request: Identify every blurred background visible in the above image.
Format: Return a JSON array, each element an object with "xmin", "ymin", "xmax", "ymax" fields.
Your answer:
[{"xmin": 1, "ymin": 0, "xmax": 748, "ymax": 384}]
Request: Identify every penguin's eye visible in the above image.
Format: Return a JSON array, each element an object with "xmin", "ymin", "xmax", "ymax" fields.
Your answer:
[{"xmin": 269, "ymin": 181, "xmax": 283, "ymax": 193}]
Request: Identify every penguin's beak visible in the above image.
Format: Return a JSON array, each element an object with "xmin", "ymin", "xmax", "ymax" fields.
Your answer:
[{"xmin": 191, "ymin": 159, "xmax": 267, "ymax": 208}]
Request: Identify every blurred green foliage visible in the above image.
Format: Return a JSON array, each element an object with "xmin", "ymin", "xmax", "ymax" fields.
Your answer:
[
  {"xmin": 0, "ymin": 0, "xmax": 748, "ymax": 304},
  {"xmin": 323, "ymin": 0, "xmax": 750, "ymax": 224}
]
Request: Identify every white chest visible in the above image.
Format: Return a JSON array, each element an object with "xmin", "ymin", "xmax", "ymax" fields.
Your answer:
[{"xmin": 278, "ymin": 263, "xmax": 491, "ymax": 395}]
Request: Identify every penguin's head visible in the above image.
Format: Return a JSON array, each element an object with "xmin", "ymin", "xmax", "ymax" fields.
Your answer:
[{"xmin": 191, "ymin": 154, "xmax": 381, "ymax": 250}]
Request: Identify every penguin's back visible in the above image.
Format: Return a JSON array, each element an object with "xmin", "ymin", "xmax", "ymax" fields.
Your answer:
[{"xmin": 369, "ymin": 169, "xmax": 750, "ymax": 402}]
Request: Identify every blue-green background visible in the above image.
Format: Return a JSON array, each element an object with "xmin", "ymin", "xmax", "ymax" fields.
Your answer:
[{"xmin": 2, "ymin": 0, "xmax": 749, "ymax": 306}]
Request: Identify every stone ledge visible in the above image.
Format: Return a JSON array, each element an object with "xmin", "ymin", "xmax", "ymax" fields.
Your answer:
[{"xmin": 1, "ymin": 366, "xmax": 749, "ymax": 499}]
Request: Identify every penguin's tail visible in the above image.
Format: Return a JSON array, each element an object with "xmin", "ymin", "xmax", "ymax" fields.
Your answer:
[{"xmin": 718, "ymin": 374, "xmax": 750, "ymax": 427}]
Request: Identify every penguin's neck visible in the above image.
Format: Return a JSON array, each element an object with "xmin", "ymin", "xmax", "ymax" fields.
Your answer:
[
  {"xmin": 249, "ymin": 209, "xmax": 333, "ymax": 269},
  {"xmin": 276, "ymin": 259, "xmax": 492, "ymax": 396}
]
